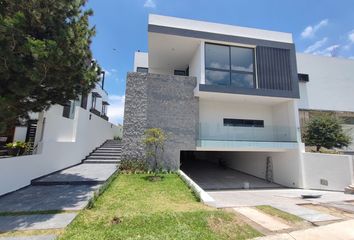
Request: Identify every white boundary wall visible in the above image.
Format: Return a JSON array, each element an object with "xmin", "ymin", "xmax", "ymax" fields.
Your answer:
[
  {"xmin": 0, "ymin": 106, "xmax": 120, "ymax": 196},
  {"xmin": 302, "ymin": 152, "xmax": 354, "ymax": 191}
]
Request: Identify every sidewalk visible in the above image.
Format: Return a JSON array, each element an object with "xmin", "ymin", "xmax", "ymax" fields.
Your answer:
[{"xmin": 255, "ymin": 219, "xmax": 354, "ymax": 240}]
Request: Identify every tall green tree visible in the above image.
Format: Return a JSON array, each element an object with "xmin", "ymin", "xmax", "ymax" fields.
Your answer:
[
  {"xmin": 303, "ymin": 113, "xmax": 351, "ymax": 152},
  {"xmin": 0, "ymin": 0, "xmax": 101, "ymax": 133}
]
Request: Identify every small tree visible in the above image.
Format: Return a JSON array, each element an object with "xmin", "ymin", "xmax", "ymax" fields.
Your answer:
[
  {"xmin": 303, "ymin": 114, "xmax": 351, "ymax": 152},
  {"xmin": 143, "ymin": 128, "xmax": 166, "ymax": 174}
]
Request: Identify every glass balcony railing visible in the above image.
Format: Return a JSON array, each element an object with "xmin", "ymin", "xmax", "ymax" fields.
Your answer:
[{"xmin": 199, "ymin": 122, "xmax": 298, "ymax": 142}]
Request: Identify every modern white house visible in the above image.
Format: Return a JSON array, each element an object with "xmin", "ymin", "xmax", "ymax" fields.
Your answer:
[
  {"xmin": 297, "ymin": 53, "xmax": 354, "ymax": 152},
  {"xmin": 123, "ymin": 14, "xmax": 354, "ymax": 192},
  {"xmin": 0, "ymin": 75, "xmax": 122, "ymax": 196}
]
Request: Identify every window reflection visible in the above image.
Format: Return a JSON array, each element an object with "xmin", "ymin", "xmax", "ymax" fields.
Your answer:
[{"xmin": 205, "ymin": 43, "xmax": 255, "ymax": 88}]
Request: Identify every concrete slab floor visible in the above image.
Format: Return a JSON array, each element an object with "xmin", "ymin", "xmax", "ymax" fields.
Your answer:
[
  {"xmin": 182, "ymin": 161, "xmax": 281, "ymax": 190},
  {"xmin": 207, "ymin": 189, "xmax": 354, "ymax": 208},
  {"xmin": 255, "ymin": 219, "xmax": 354, "ymax": 240},
  {"xmin": 0, "ymin": 213, "xmax": 77, "ymax": 231},
  {"xmin": 234, "ymin": 207, "xmax": 290, "ymax": 231},
  {"xmin": 272, "ymin": 204, "xmax": 341, "ymax": 223},
  {"xmin": 0, "ymin": 185, "xmax": 100, "ymax": 212},
  {"xmin": 33, "ymin": 163, "xmax": 117, "ymax": 185}
]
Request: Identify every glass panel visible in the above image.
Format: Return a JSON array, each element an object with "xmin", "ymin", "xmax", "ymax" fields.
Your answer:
[
  {"xmin": 137, "ymin": 67, "xmax": 148, "ymax": 73},
  {"xmin": 206, "ymin": 70, "xmax": 230, "ymax": 86},
  {"xmin": 231, "ymin": 47, "xmax": 254, "ymax": 72},
  {"xmin": 205, "ymin": 44, "xmax": 230, "ymax": 70},
  {"xmin": 231, "ymin": 73, "xmax": 254, "ymax": 88}
]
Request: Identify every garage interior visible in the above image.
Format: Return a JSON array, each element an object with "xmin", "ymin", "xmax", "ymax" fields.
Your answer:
[{"xmin": 180, "ymin": 151, "xmax": 282, "ymax": 191}]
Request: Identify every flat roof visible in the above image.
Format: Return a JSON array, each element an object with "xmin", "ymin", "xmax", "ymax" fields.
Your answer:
[{"xmin": 149, "ymin": 14, "xmax": 293, "ymax": 44}]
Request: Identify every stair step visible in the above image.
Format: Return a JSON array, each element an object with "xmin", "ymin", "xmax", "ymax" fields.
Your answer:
[
  {"xmin": 97, "ymin": 148, "xmax": 122, "ymax": 151},
  {"xmin": 84, "ymin": 159, "xmax": 120, "ymax": 164},
  {"xmin": 86, "ymin": 156, "xmax": 120, "ymax": 160},
  {"xmin": 94, "ymin": 152, "xmax": 121, "ymax": 155},
  {"xmin": 91, "ymin": 153, "xmax": 121, "ymax": 156}
]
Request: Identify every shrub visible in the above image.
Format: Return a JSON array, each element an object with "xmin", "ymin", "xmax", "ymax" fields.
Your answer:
[
  {"xmin": 143, "ymin": 128, "xmax": 166, "ymax": 174},
  {"xmin": 303, "ymin": 113, "xmax": 351, "ymax": 152},
  {"xmin": 6, "ymin": 141, "xmax": 28, "ymax": 156},
  {"xmin": 114, "ymin": 136, "xmax": 122, "ymax": 141},
  {"xmin": 119, "ymin": 159, "xmax": 148, "ymax": 174}
]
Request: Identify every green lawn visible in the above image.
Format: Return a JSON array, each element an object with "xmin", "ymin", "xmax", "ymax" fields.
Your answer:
[
  {"xmin": 58, "ymin": 174, "xmax": 261, "ymax": 240},
  {"xmin": 256, "ymin": 205, "xmax": 303, "ymax": 223}
]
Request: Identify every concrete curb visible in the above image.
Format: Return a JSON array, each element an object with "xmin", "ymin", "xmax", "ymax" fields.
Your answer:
[{"xmin": 178, "ymin": 170, "xmax": 215, "ymax": 205}]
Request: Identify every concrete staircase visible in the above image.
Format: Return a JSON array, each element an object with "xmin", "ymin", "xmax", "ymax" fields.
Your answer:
[
  {"xmin": 83, "ymin": 140, "xmax": 122, "ymax": 164},
  {"xmin": 0, "ymin": 139, "xmax": 120, "ymax": 236}
]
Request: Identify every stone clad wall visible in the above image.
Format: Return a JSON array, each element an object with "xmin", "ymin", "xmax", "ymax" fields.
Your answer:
[
  {"xmin": 122, "ymin": 72, "xmax": 198, "ymax": 170},
  {"xmin": 122, "ymin": 73, "xmax": 148, "ymax": 161}
]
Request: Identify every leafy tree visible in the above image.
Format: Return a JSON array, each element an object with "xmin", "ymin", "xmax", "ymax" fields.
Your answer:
[
  {"xmin": 143, "ymin": 128, "xmax": 166, "ymax": 173},
  {"xmin": 0, "ymin": 0, "xmax": 101, "ymax": 133},
  {"xmin": 303, "ymin": 113, "xmax": 351, "ymax": 152}
]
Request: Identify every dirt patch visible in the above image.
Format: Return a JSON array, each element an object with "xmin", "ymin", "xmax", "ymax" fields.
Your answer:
[
  {"xmin": 207, "ymin": 211, "xmax": 262, "ymax": 239},
  {"xmin": 300, "ymin": 203, "xmax": 354, "ymax": 220}
]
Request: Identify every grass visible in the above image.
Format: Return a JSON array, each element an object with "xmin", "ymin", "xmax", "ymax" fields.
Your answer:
[
  {"xmin": 58, "ymin": 173, "xmax": 261, "ymax": 240},
  {"xmin": 256, "ymin": 205, "xmax": 303, "ymax": 223}
]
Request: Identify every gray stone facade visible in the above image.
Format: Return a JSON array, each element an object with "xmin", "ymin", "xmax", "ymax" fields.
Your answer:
[{"xmin": 122, "ymin": 72, "xmax": 199, "ymax": 170}]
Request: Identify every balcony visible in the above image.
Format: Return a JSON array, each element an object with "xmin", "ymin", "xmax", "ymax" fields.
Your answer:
[
  {"xmin": 89, "ymin": 108, "xmax": 101, "ymax": 117},
  {"xmin": 197, "ymin": 122, "xmax": 300, "ymax": 151},
  {"xmin": 100, "ymin": 114, "xmax": 109, "ymax": 121}
]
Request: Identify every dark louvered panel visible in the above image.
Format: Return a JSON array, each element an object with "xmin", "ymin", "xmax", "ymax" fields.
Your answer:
[{"xmin": 256, "ymin": 46, "xmax": 293, "ymax": 91}]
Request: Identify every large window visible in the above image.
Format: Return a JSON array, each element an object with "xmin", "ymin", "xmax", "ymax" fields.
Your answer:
[{"xmin": 205, "ymin": 43, "xmax": 255, "ymax": 88}]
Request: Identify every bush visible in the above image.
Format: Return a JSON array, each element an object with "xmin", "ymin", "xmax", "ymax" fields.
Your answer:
[
  {"xmin": 119, "ymin": 159, "xmax": 148, "ymax": 174},
  {"xmin": 303, "ymin": 113, "xmax": 351, "ymax": 152},
  {"xmin": 143, "ymin": 128, "xmax": 166, "ymax": 174},
  {"xmin": 6, "ymin": 141, "xmax": 28, "ymax": 156},
  {"xmin": 114, "ymin": 136, "xmax": 122, "ymax": 141}
]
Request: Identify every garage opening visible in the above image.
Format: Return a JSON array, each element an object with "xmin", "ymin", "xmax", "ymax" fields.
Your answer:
[{"xmin": 180, "ymin": 150, "xmax": 282, "ymax": 190}]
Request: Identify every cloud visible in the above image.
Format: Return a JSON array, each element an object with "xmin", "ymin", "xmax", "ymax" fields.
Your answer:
[
  {"xmin": 144, "ymin": 0, "xmax": 156, "ymax": 8},
  {"xmin": 304, "ymin": 37, "xmax": 328, "ymax": 53},
  {"xmin": 301, "ymin": 19, "xmax": 329, "ymax": 38},
  {"xmin": 313, "ymin": 44, "xmax": 341, "ymax": 56},
  {"xmin": 350, "ymin": 56, "xmax": 354, "ymax": 60},
  {"xmin": 107, "ymin": 95, "xmax": 125, "ymax": 124},
  {"xmin": 349, "ymin": 31, "xmax": 354, "ymax": 43},
  {"xmin": 103, "ymin": 69, "xmax": 111, "ymax": 77}
]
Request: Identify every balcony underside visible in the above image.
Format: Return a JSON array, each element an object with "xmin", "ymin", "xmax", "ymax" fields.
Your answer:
[{"xmin": 197, "ymin": 140, "xmax": 300, "ymax": 152}]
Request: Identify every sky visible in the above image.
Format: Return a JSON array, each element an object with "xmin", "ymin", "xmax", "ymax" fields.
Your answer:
[{"xmin": 86, "ymin": 0, "xmax": 354, "ymax": 125}]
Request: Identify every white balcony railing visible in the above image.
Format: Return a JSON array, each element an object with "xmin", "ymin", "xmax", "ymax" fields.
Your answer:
[{"xmin": 198, "ymin": 122, "xmax": 298, "ymax": 143}]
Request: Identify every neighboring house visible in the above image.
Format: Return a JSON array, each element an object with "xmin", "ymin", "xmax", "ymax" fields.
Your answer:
[
  {"xmin": 0, "ymin": 72, "xmax": 123, "ymax": 196},
  {"xmin": 296, "ymin": 53, "xmax": 354, "ymax": 152},
  {"xmin": 123, "ymin": 14, "xmax": 305, "ymax": 188},
  {"xmin": 8, "ymin": 72, "xmax": 112, "ymax": 153}
]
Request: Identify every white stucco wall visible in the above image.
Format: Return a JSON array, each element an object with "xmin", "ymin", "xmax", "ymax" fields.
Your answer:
[
  {"xmin": 297, "ymin": 53, "xmax": 354, "ymax": 112},
  {"xmin": 224, "ymin": 149, "xmax": 304, "ymax": 188},
  {"xmin": 189, "ymin": 42, "xmax": 203, "ymax": 83},
  {"xmin": 133, "ymin": 51, "xmax": 149, "ymax": 71},
  {"xmin": 199, "ymin": 99, "xmax": 274, "ymax": 126},
  {"xmin": 149, "ymin": 14, "xmax": 293, "ymax": 43},
  {"xmin": 302, "ymin": 152, "xmax": 353, "ymax": 191},
  {"xmin": 0, "ymin": 107, "xmax": 120, "ymax": 196},
  {"xmin": 13, "ymin": 127, "xmax": 27, "ymax": 142}
]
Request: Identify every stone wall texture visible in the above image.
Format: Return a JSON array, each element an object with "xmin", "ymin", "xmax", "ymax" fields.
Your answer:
[{"xmin": 122, "ymin": 72, "xmax": 199, "ymax": 170}]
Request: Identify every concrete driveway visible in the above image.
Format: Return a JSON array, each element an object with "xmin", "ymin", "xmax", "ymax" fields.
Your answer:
[{"xmin": 181, "ymin": 160, "xmax": 281, "ymax": 190}]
